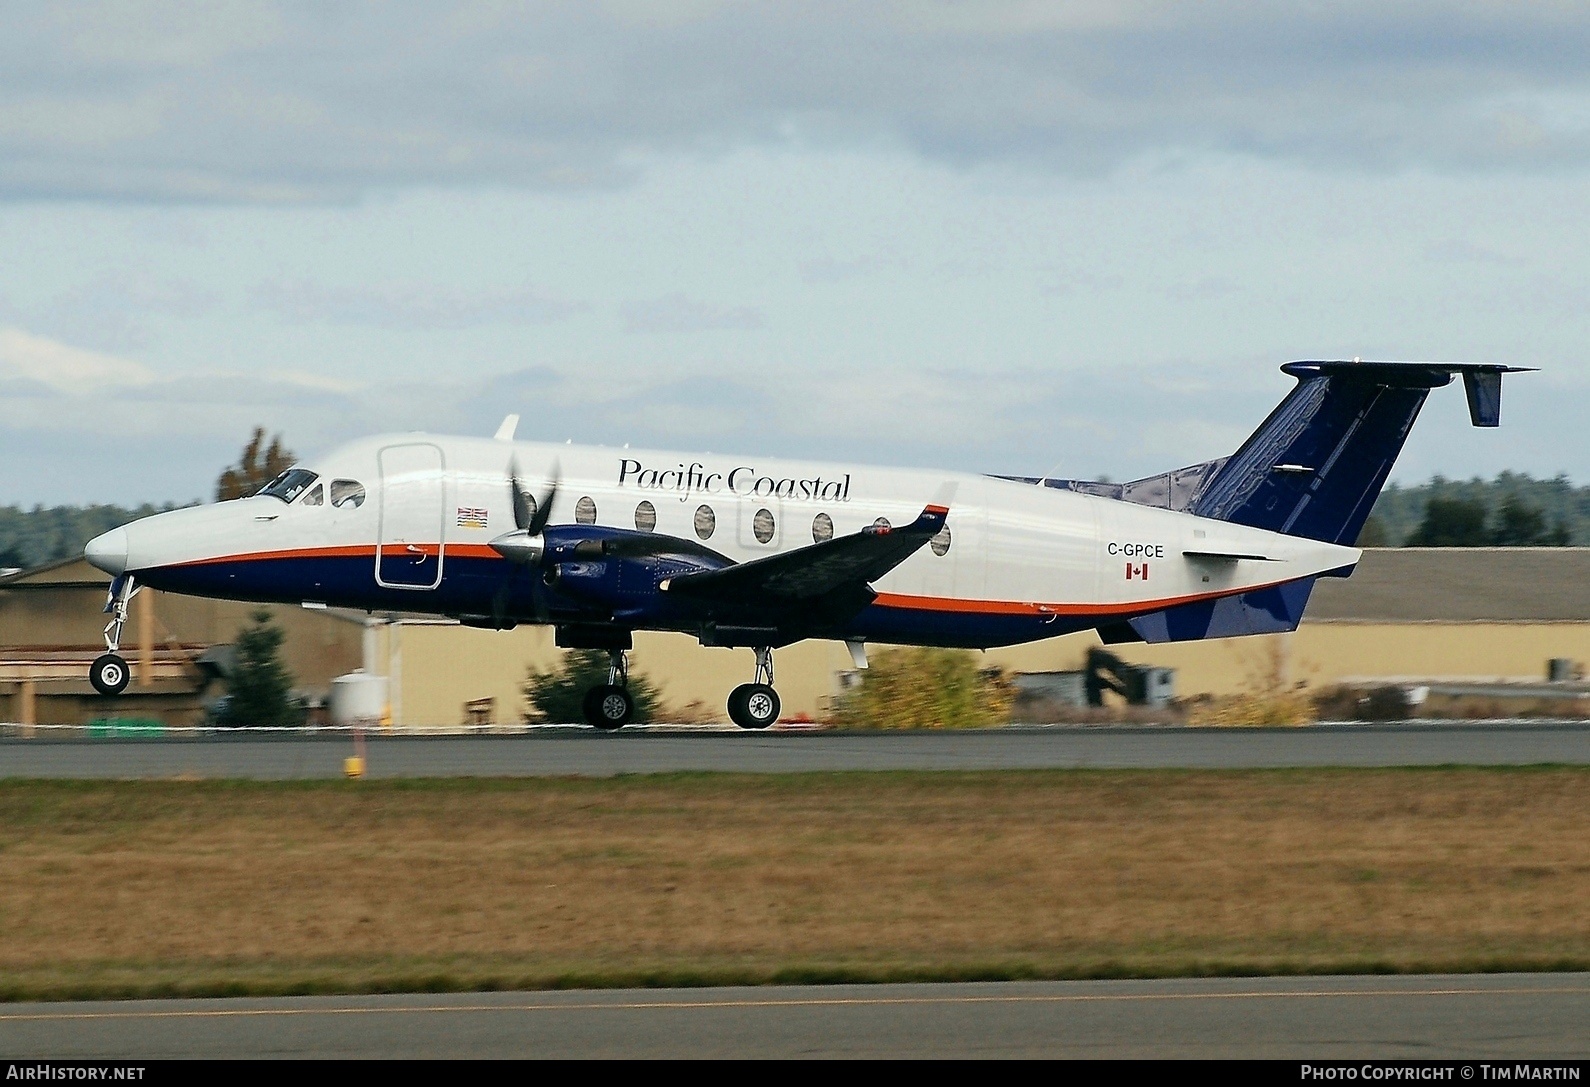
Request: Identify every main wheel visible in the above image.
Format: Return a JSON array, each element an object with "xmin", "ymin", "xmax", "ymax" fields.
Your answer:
[
  {"xmin": 728, "ymin": 683, "xmax": 779, "ymax": 730},
  {"xmin": 582, "ymin": 684, "xmax": 633, "ymax": 730},
  {"xmin": 90, "ymin": 652, "xmax": 131, "ymax": 697}
]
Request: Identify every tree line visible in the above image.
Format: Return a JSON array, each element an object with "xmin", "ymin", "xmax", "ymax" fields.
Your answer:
[
  {"xmin": 1361, "ymin": 472, "xmax": 1583, "ymax": 547},
  {"xmin": 0, "ymin": 428, "xmax": 293, "ymax": 573}
]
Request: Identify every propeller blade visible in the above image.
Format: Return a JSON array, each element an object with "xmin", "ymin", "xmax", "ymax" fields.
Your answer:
[
  {"xmin": 506, "ymin": 457, "xmax": 529, "ymax": 532},
  {"xmin": 526, "ymin": 460, "xmax": 560, "ymax": 537}
]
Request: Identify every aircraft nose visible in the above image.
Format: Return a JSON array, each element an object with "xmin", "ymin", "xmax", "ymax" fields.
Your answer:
[{"xmin": 84, "ymin": 527, "xmax": 128, "ymax": 576}]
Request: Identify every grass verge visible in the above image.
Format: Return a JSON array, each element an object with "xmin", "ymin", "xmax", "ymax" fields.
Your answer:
[{"xmin": 1, "ymin": 769, "xmax": 1587, "ymax": 1001}]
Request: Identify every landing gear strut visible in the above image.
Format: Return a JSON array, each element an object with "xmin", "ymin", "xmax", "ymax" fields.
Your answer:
[
  {"xmin": 582, "ymin": 649, "xmax": 634, "ymax": 730},
  {"xmin": 728, "ymin": 647, "xmax": 780, "ymax": 730},
  {"xmin": 90, "ymin": 577, "xmax": 136, "ymax": 697}
]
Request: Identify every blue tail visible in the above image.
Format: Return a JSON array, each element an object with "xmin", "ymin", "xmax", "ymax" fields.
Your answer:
[
  {"xmin": 1186, "ymin": 361, "xmax": 1525, "ymax": 546},
  {"xmin": 1020, "ymin": 360, "xmax": 1528, "ymax": 546},
  {"xmin": 1011, "ymin": 360, "xmax": 1529, "ymax": 643}
]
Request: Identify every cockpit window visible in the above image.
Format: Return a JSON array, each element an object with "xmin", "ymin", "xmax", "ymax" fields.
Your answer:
[
  {"xmin": 259, "ymin": 469, "xmax": 319, "ymax": 503},
  {"xmin": 330, "ymin": 480, "xmax": 366, "ymax": 509},
  {"xmin": 301, "ymin": 484, "xmax": 324, "ymax": 506}
]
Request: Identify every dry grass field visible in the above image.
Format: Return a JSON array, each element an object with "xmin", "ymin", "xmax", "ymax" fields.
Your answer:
[{"xmin": 1, "ymin": 769, "xmax": 1588, "ymax": 999}]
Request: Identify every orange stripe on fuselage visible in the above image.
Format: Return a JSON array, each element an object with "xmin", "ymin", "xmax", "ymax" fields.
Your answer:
[
  {"xmin": 872, "ymin": 576, "xmax": 1296, "ymax": 617},
  {"xmin": 175, "ymin": 543, "xmax": 504, "ymax": 567}
]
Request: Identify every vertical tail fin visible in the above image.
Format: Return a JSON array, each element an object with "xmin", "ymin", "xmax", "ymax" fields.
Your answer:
[
  {"xmin": 1055, "ymin": 360, "xmax": 1531, "ymax": 646},
  {"xmin": 1189, "ymin": 361, "xmax": 1529, "ymax": 546}
]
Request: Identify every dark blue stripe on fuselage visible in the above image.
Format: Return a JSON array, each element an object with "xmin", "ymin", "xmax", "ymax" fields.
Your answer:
[{"xmin": 132, "ymin": 553, "xmax": 1307, "ymax": 650}]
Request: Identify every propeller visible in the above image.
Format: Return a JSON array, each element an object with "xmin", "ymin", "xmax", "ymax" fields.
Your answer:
[{"xmin": 494, "ymin": 457, "xmax": 560, "ymax": 564}]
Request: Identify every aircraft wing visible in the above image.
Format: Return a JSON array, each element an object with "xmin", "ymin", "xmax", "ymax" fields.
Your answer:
[{"xmin": 661, "ymin": 491, "xmax": 954, "ymax": 618}]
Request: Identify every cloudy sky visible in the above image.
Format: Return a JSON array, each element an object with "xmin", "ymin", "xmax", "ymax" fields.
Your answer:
[{"xmin": 3, "ymin": 1, "xmax": 1589, "ymax": 504}]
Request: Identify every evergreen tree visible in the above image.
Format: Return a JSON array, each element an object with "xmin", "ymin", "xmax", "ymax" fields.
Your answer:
[
  {"xmin": 217, "ymin": 428, "xmax": 295, "ymax": 501},
  {"xmin": 1491, "ymin": 494, "xmax": 1549, "ymax": 545},
  {"xmin": 524, "ymin": 649, "xmax": 660, "ymax": 724},
  {"xmin": 1406, "ymin": 497, "xmax": 1490, "ymax": 546},
  {"xmin": 226, "ymin": 609, "xmax": 298, "ymax": 726}
]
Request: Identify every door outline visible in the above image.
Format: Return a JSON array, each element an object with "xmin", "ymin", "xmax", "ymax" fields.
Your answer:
[{"xmin": 376, "ymin": 443, "xmax": 447, "ymax": 590}]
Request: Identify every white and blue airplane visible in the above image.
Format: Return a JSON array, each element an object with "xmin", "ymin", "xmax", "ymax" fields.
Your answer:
[{"xmin": 83, "ymin": 361, "xmax": 1522, "ymax": 728}]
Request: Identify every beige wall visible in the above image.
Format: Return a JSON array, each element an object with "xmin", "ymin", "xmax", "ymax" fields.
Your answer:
[
  {"xmin": 374, "ymin": 621, "xmax": 855, "ymax": 727},
  {"xmin": 0, "ymin": 562, "xmax": 366, "ymax": 698},
  {"xmin": 380, "ymin": 620, "xmax": 1590, "ymax": 727},
  {"xmin": 981, "ymin": 622, "xmax": 1590, "ymax": 697}
]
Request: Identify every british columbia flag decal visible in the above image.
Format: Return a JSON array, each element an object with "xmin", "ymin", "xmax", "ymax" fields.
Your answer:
[{"xmin": 456, "ymin": 506, "xmax": 489, "ymax": 529}]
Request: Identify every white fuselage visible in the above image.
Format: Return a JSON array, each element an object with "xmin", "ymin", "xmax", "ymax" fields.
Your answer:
[{"xmin": 87, "ymin": 432, "xmax": 1359, "ymax": 649}]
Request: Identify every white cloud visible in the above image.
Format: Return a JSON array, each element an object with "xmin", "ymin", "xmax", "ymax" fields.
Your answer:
[{"xmin": 0, "ymin": 327, "xmax": 152, "ymax": 392}]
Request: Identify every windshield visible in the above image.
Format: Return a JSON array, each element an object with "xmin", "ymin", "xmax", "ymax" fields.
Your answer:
[{"xmin": 258, "ymin": 468, "xmax": 319, "ymax": 503}]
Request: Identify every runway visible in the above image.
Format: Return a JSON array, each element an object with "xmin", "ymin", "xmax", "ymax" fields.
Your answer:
[
  {"xmin": 1, "ymin": 722, "xmax": 1586, "ymax": 778},
  {"xmin": 1, "ymin": 974, "xmax": 1585, "ymax": 1059}
]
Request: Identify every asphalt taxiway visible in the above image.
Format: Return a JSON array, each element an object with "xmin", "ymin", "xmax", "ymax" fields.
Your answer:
[
  {"xmin": 2, "ymin": 974, "xmax": 1586, "ymax": 1059},
  {"xmin": 1, "ymin": 722, "xmax": 1586, "ymax": 778}
]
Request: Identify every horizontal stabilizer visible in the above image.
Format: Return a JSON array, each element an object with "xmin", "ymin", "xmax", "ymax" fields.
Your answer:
[{"xmin": 1182, "ymin": 548, "xmax": 1274, "ymax": 562}]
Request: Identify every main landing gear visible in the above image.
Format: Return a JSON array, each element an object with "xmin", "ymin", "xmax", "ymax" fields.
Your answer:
[
  {"xmin": 582, "ymin": 649, "xmax": 634, "ymax": 730},
  {"xmin": 576, "ymin": 643, "xmax": 782, "ymax": 731},
  {"xmin": 727, "ymin": 647, "xmax": 780, "ymax": 730},
  {"xmin": 90, "ymin": 577, "xmax": 136, "ymax": 697}
]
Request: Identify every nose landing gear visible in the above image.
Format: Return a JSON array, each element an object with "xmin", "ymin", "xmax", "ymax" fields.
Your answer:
[
  {"xmin": 90, "ymin": 577, "xmax": 136, "ymax": 697},
  {"xmin": 728, "ymin": 646, "xmax": 780, "ymax": 730},
  {"xmin": 582, "ymin": 649, "xmax": 634, "ymax": 730}
]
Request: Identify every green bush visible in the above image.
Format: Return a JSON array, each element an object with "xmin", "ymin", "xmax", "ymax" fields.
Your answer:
[
  {"xmin": 831, "ymin": 647, "xmax": 1014, "ymax": 730},
  {"xmin": 524, "ymin": 649, "xmax": 661, "ymax": 724}
]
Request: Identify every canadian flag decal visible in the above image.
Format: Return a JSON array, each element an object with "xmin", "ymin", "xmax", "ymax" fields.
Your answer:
[{"xmin": 1126, "ymin": 562, "xmax": 1149, "ymax": 580}]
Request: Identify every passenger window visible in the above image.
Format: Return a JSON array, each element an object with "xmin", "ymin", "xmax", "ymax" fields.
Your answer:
[
  {"xmin": 812, "ymin": 512, "xmax": 833, "ymax": 543},
  {"xmin": 301, "ymin": 484, "xmax": 324, "ymax": 507},
  {"xmin": 930, "ymin": 526, "xmax": 952, "ymax": 556},
  {"xmin": 330, "ymin": 480, "xmax": 366, "ymax": 509},
  {"xmin": 575, "ymin": 496, "xmax": 598, "ymax": 524},
  {"xmin": 694, "ymin": 504, "xmax": 716, "ymax": 540},
  {"xmin": 635, "ymin": 500, "xmax": 657, "ymax": 532},
  {"xmin": 753, "ymin": 508, "xmax": 775, "ymax": 544}
]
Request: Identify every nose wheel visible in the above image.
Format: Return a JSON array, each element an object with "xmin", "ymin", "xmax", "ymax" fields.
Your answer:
[
  {"xmin": 90, "ymin": 653, "xmax": 131, "ymax": 697},
  {"xmin": 728, "ymin": 647, "xmax": 781, "ymax": 729},
  {"xmin": 582, "ymin": 649, "xmax": 634, "ymax": 730},
  {"xmin": 90, "ymin": 576, "xmax": 136, "ymax": 696}
]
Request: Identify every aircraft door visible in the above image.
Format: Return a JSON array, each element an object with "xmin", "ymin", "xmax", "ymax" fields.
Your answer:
[{"xmin": 376, "ymin": 443, "xmax": 447, "ymax": 590}]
